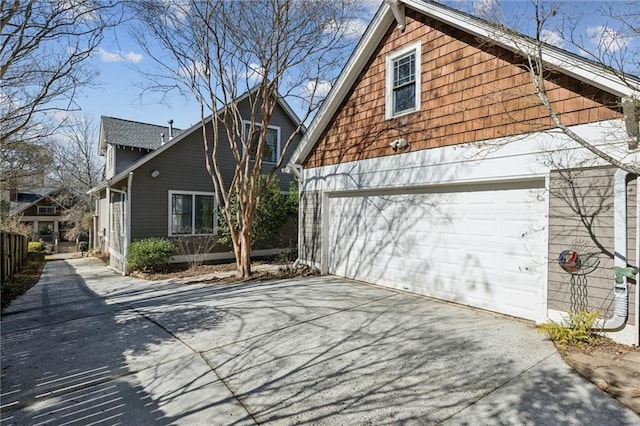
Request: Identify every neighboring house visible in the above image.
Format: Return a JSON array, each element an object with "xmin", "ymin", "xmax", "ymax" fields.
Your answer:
[
  {"xmin": 89, "ymin": 93, "xmax": 301, "ymax": 274},
  {"xmin": 288, "ymin": 1, "xmax": 640, "ymax": 345},
  {"xmin": 7, "ymin": 187, "xmax": 74, "ymax": 244}
]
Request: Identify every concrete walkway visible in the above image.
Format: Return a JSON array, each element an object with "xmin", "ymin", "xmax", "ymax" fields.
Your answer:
[{"xmin": 1, "ymin": 258, "xmax": 638, "ymax": 425}]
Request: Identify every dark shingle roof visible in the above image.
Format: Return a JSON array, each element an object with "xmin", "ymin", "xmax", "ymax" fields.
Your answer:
[
  {"xmin": 9, "ymin": 187, "xmax": 57, "ymax": 216},
  {"xmin": 101, "ymin": 116, "xmax": 183, "ymax": 151}
]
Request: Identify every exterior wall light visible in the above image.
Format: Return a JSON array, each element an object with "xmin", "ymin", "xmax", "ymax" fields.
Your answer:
[
  {"xmin": 151, "ymin": 169, "xmax": 160, "ymax": 178},
  {"xmin": 389, "ymin": 138, "xmax": 408, "ymax": 150}
]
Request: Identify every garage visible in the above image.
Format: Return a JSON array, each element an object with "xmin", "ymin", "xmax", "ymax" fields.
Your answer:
[{"xmin": 325, "ymin": 180, "xmax": 548, "ymax": 321}]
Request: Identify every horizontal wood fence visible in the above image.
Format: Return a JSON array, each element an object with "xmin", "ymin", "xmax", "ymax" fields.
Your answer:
[{"xmin": 1, "ymin": 232, "xmax": 28, "ymax": 284}]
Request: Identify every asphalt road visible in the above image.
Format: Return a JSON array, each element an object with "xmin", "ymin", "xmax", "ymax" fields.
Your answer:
[{"xmin": 1, "ymin": 258, "xmax": 638, "ymax": 425}]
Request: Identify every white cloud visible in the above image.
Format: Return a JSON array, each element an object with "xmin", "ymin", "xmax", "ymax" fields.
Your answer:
[
  {"xmin": 541, "ymin": 29, "xmax": 565, "ymax": 48},
  {"xmin": 307, "ymin": 79, "xmax": 332, "ymax": 97},
  {"xmin": 96, "ymin": 48, "xmax": 143, "ymax": 64},
  {"xmin": 245, "ymin": 63, "xmax": 266, "ymax": 83},
  {"xmin": 326, "ymin": 18, "xmax": 369, "ymax": 39},
  {"xmin": 301, "ymin": 79, "xmax": 332, "ymax": 107},
  {"xmin": 585, "ymin": 25, "xmax": 628, "ymax": 53},
  {"xmin": 472, "ymin": 0, "xmax": 499, "ymax": 17}
]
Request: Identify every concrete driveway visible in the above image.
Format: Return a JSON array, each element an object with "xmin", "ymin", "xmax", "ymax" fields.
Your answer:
[{"xmin": 1, "ymin": 258, "xmax": 638, "ymax": 425}]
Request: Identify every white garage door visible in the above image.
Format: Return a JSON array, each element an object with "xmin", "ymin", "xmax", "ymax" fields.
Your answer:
[{"xmin": 326, "ymin": 181, "xmax": 547, "ymax": 321}]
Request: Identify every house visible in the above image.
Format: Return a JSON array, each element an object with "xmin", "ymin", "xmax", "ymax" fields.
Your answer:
[
  {"xmin": 89, "ymin": 93, "xmax": 302, "ymax": 274},
  {"xmin": 288, "ymin": 0, "xmax": 639, "ymax": 345},
  {"xmin": 6, "ymin": 187, "xmax": 75, "ymax": 245}
]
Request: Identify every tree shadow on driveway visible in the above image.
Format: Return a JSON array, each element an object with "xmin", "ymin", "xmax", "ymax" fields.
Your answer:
[
  {"xmin": 2, "ymin": 258, "xmax": 637, "ymax": 425},
  {"xmin": 0, "ymin": 259, "xmax": 252, "ymax": 425}
]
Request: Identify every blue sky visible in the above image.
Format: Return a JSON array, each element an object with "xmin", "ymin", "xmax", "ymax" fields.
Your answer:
[{"xmin": 71, "ymin": 0, "xmax": 638, "ymax": 132}]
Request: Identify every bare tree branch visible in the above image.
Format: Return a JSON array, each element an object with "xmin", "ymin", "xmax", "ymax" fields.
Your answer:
[{"xmin": 131, "ymin": 0, "xmax": 361, "ymax": 277}]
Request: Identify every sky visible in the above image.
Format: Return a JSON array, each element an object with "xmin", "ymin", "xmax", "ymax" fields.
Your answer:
[{"xmin": 69, "ymin": 0, "xmax": 639, "ymax": 134}]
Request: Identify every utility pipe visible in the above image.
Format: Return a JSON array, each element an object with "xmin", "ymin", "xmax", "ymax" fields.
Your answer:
[{"xmin": 593, "ymin": 168, "xmax": 630, "ymax": 330}]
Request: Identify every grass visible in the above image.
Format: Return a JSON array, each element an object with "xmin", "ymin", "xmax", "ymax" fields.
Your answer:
[{"xmin": 1, "ymin": 259, "xmax": 46, "ymax": 313}]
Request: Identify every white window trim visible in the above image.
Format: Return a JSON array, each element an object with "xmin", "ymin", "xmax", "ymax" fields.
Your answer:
[
  {"xmin": 37, "ymin": 206, "xmax": 57, "ymax": 214},
  {"xmin": 243, "ymin": 120, "xmax": 281, "ymax": 164},
  {"xmin": 385, "ymin": 41, "xmax": 421, "ymax": 120},
  {"xmin": 168, "ymin": 190, "xmax": 217, "ymax": 237}
]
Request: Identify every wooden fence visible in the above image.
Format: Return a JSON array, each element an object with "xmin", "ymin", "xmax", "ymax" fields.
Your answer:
[{"xmin": 1, "ymin": 232, "xmax": 28, "ymax": 284}]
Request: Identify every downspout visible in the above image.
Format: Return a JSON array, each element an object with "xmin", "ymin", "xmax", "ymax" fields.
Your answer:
[{"xmin": 593, "ymin": 168, "xmax": 631, "ymax": 330}]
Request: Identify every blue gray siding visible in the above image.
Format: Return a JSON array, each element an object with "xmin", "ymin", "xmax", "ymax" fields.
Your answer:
[{"xmin": 547, "ymin": 167, "xmax": 637, "ymax": 326}]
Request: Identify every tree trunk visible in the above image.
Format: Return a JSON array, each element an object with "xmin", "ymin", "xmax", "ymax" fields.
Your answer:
[{"xmin": 235, "ymin": 227, "xmax": 252, "ymax": 278}]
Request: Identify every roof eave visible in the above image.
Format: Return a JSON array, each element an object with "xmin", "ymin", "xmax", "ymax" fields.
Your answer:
[
  {"xmin": 290, "ymin": 0, "xmax": 639, "ymax": 167},
  {"xmin": 402, "ymin": 0, "xmax": 638, "ymax": 97},
  {"xmin": 290, "ymin": 3, "xmax": 395, "ymax": 165}
]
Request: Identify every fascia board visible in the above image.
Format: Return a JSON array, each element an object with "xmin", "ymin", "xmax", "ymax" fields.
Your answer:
[
  {"xmin": 103, "ymin": 117, "xmax": 207, "ymax": 187},
  {"xmin": 291, "ymin": 0, "xmax": 638, "ymax": 167},
  {"xmin": 290, "ymin": 4, "xmax": 395, "ymax": 165},
  {"xmin": 403, "ymin": 0, "xmax": 639, "ymax": 97},
  {"xmin": 87, "ymin": 181, "xmax": 108, "ymax": 195}
]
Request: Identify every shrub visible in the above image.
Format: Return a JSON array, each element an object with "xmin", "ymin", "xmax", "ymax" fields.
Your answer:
[
  {"xmin": 218, "ymin": 175, "xmax": 297, "ymax": 248},
  {"xmin": 28, "ymin": 242, "xmax": 44, "ymax": 253},
  {"xmin": 537, "ymin": 310, "xmax": 600, "ymax": 348},
  {"xmin": 127, "ymin": 238, "xmax": 176, "ymax": 272},
  {"xmin": 77, "ymin": 241, "xmax": 89, "ymax": 252}
]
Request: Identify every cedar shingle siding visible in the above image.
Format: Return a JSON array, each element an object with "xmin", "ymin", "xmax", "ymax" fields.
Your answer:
[
  {"xmin": 304, "ymin": 10, "xmax": 621, "ymax": 168},
  {"xmin": 547, "ymin": 167, "xmax": 636, "ymax": 325}
]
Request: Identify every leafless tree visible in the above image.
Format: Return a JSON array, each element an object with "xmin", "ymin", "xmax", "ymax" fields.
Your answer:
[
  {"xmin": 131, "ymin": 0, "xmax": 362, "ymax": 277},
  {"xmin": 474, "ymin": 0, "xmax": 640, "ymax": 173},
  {"xmin": 50, "ymin": 115, "xmax": 103, "ymax": 191},
  {"xmin": 49, "ymin": 115, "xmax": 104, "ymax": 242},
  {"xmin": 0, "ymin": 0, "xmax": 121, "ymax": 190}
]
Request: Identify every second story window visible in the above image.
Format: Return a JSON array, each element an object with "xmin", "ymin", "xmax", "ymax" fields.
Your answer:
[
  {"xmin": 386, "ymin": 42, "xmax": 421, "ymax": 119},
  {"xmin": 37, "ymin": 206, "xmax": 56, "ymax": 215},
  {"xmin": 244, "ymin": 122, "xmax": 281, "ymax": 163}
]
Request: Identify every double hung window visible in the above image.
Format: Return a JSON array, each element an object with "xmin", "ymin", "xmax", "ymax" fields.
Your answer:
[
  {"xmin": 244, "ymin": 122, "xmax": 280, "ymax": 163},
  {"xmin": 386, "ymin": 42, "xmax": 421, "ymax": 119},
  {"xmin": 169, "ymin": 191, "xmax": 216, "ymax": 236}
]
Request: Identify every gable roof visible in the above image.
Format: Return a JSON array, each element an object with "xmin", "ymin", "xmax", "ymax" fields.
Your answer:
[
  {"xmin": 89, "ymin": 92, "xmax": 303, "ymax": 193},
  {"xmin": 99, "ymin": 116, "xmax": 184, "ymax": 154},
  {"xmin": 289, "ymin": 0, "xmax": 640, "ymax": 166},
  {"xmin": 9, "ymin": 187, "xmax": 58, "ymax": 216}
]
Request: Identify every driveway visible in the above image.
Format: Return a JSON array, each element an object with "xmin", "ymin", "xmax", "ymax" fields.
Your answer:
[{"xmin": 1, "ymin": 258, "xmax": 638, "ymax": 425}]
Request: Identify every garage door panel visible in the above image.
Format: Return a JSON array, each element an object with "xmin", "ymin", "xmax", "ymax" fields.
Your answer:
[{"xmin": 327, "ymin": 185, "xmax": 546, "ymax": 320}]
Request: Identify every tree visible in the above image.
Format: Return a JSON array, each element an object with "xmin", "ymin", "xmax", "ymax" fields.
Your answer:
[
  {"xmin": 131, "ymin": 0, "xmax": 362, "ymax": 277},
  {"xmin": 50, "ymin": 116, "xmax": 103, "ymax": 191},
  {"xmin": 49, "ymin": 115, "xmax": 104, "ymax": 242},
  {"xmin": 468, "ymin": 0, "xmax": 640, "ymax": 173},
  {"xmin": 217, "ymin": 175, "xmax": 296, "ymax": 249},
  {"xmin": 0, "ymin": 0, "xmax": 121, "ymax": 189}
]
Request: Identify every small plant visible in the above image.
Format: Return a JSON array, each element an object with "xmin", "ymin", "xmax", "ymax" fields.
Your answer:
[
  {"xmin": 127, "ymin": 237, "xmax": 176, "ymax": 272},
  {"xmin": 538, "ymin": 310, "xmax": 601, "ymax": 347},
  {"xmin": 28, "ymin": 242, "xmax": 44, "ymax": 253}
]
